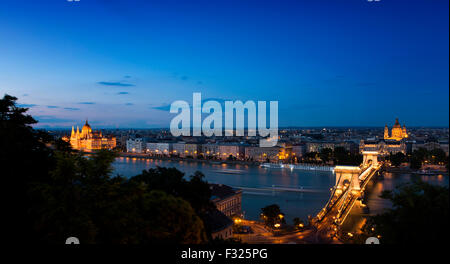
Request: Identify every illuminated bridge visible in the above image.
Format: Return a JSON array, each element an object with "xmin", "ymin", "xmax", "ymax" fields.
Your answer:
[{"xmin": 312, "ymin": 151, "xmax": 382, "ymax": 239}]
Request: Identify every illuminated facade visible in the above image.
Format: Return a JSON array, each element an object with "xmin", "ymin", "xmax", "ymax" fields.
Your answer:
[
  {"xmin": 359, "ymin": 139, "xmax": 406, "ymax": 155},
  {"xmin": 244, "ymin": 146, "xmax": 285, "ymax": 162},
  {"xmin": 66, "ymin": 120, "xmax": 116, "ymax": 151},
  {"xmin": 384, "ymin": 118, "xmax": 408, "ymax": 141}
]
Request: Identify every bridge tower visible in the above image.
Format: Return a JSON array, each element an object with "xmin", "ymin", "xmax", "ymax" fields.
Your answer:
[
  {"xmin": 362, "ymin": 151, "xmax": 380, "ymax": 168},
  {"xmin": 334, "ymin": 166, "xmax": 361, "ymax": 193}
]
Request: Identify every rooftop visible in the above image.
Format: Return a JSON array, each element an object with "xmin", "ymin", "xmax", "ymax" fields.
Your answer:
[{"xmin": 209, "ymin": 183, "xmax": 242, "ymax": 201}]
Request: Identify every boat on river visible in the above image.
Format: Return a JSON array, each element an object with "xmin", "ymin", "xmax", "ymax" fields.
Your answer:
[
  {"xmin": 260, "ymin": 163, "xmax": 334, "ymax": 172},
  {"xmin": 214, "ymin": 169, "xmax": 246, "ymax": 174}
]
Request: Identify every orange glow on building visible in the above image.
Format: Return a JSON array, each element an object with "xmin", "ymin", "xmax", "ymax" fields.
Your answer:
[
  {"xmin": 64, "ymin": 120, "xmax": 116, "ymax": 151},
  {"xmin": 384, "ymin": 118, "xmax": 408, "ymax": 141}
]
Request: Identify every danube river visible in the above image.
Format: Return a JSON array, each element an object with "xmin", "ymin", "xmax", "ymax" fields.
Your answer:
[{"xmin": 112, "ymin": 157, "xmax": 449, "ymax": 224}]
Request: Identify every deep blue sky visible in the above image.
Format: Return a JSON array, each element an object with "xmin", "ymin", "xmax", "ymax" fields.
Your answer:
[{"xmin": 0, "ymin": 0, "xmax": 448, "ymax": 128}]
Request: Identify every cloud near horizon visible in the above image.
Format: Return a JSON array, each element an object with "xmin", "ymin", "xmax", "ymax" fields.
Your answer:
[
  {"xmin": 35, "ymin": 115, "xmax": 76, "ymax": 123},
  {"xmin": 18, "ymin": 103, "xmax": 37, "ymax": 108},
  {"xmin": 64, "ymin": 107, "xmax": 80, "ymax": 111},
  {"xmin": 150, "ymin": 98, "xmax": 242, "ymax": 112},
  {"xmin": 97, "ymin": 81, "xmax": 135, "ymax": 87}
]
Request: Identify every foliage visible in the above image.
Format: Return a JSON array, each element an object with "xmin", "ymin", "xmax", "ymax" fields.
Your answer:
[
  {"xmin": 361, "ymin": 180, "xmax": 449, "ymax": 244},
  {"xmin": 1, "ymin": 94, "xmax": 56, "ymax": 243},
  {"xmin": 389, "ymin": 152, "xmax": 406, "ymax": 167},
  {"xmin": 260, "ymin": 204, "xmax": 285, "ymax": 228},
  {"xmin": 129, "ymin": 168, "xmax": 214, "ymax": 215},
  {"xmin": 302, "ymin": 147, "xmax": 362, "ymax": 166},
  {"xmin": 410, "ymin": 156, "xmax": 422, "ymax": 170},
  {"xmin": 293, "ymin": 217, "xmax": 305, "ymax": 230},
  {"xmin": 302, "ymin": 152, "xmax": 319, "ymax": 164},
  {"xmin": 2, "ymin": 94, "xmax": 208, "ymax": 244},
  {"xmin": 319, "ymin": 148, "xmax": 333, "ymax": 163},
  {"xmin": 333, "ymin": 147, "xmax": 362, "ymax": 166},
  {"xmin": 408, "ymin": 147, "xmax": 448, "ymax": 170}
]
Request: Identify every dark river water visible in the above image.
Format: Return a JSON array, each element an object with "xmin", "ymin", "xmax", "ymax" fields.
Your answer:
[{"xmin": 112, "ymin": 157, "xmax": 449, "ymax": 224}]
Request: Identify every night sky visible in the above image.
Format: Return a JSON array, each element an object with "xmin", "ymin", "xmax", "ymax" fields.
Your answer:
[{"xmin": 0, "ymin": 0, "xmax": 448, "ymax": 128}]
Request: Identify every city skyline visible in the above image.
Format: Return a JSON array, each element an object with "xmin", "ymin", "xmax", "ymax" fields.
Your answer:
[{"xmin": 1, "ymin": 0, "xmax": 448, "ymax": 128}]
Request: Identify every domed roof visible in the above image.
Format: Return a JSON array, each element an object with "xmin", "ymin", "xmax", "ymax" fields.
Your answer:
[
  {"xmin": 81, "ymin": 120, "xmax": 92, "ymax": 134},
  {"xmin": 393, "ymin": 118, "xmax": 401, "ymax": 128}
]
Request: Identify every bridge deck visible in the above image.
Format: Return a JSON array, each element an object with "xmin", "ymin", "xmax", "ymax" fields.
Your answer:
[{"xmin": 313, "ymin": 160, "xmax": 382, "ymax": 238}]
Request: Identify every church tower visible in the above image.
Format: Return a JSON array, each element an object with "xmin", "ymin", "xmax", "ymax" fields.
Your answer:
[
  {"xmin": 70, "ymin": 126, "xmax": 75, "ymax": 139},
  {"xmin": 384, "ymin": 124, "xmax": 389, "ymax": 139}
]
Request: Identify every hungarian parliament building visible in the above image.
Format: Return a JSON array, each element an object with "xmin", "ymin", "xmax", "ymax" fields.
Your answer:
[{"xmin": 63, "ymin": 120, "xmax": 116, "ymax": 151}]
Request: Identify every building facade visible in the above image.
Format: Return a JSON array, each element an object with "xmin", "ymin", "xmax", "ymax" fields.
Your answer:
[
  {"xmin": 291, "ymin": 144, "xmax": 306, "ymax": 158},
  {"xmin": 384, "ymin": 118, "xmax": 408, "ymax": 141},
  {"xmin": 201, "ymin": 143, "xmax": 220, "ymax": 158},
  {"xmin": 412, "ymin": 141, "xmax": 449, "ymax": 156},
  {"xmin": 217, "ymin": 144, "xmax": 245, "ymax": 160},
  {"xmin": 210, "ymin": 184, "xmax": 243, "ymax": 218},
  {"xmin": 244, "ymin": 146, "xmax": 284, "ymax": 162},
  {"xmin": 185, "ymin": 143, "xmax": 199, "ymax": 157},
  {"xmin": 66, "ymin": 120, "xmax": 116, "ymax": 151},
  {"xmin": 126, "ymin": 138, "xmax": 144, "ymax": 153},
  {"xmin": 146, "ymin": 142, "xmax": 171, "ymax": 155},
  {"xmin": 172, "ymin": 142, "xmax": 186, "ymax": 157},
  {"xmin": 359, "ymin": 139, "xmax": 406, "ymax": 155}
]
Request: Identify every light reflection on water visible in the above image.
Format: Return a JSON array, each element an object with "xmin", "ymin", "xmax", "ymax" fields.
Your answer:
[
  {"xmin": 112, "ymin": 157, "xmax": 449, "ymax": 223},
  {"xmin": 366, "ymin": 172, "xmax": 449, "ymax": 215},
  {"xmin": 113, "ymin": 157, "xmax": 334, "ymax": 223}
]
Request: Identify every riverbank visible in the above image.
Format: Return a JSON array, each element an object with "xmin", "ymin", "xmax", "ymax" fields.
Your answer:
[
  {"xmin": 112, "ymin": 156, "xmax": 336, "ymax": 222},
  {"xmin": 117, "ymin": 152, "xmax": 336, "ymax": 169},
  {"xmin": 118, "ymin": 152, "xmax": 262, "ymax": 166},
  {"xmin": 384, "ymin": 166, "xmax": 448, "ymax": 176}
]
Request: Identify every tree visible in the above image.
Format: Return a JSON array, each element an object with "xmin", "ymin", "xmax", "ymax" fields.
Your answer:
[
  {"xmin": 319, "ymin": 148, "xmax": 333, "ymax": 163},
  {"xmin": 137, "ymin": 190, "xmax": 207, "ymax": 244},
  {"xmin": 129, "ymin": 167, "xmax": 214, "ymax": 215},
  {"xmin": 1, "ymin": 94, "xmax": 55, "ymax": 243},
  {"xmin": 389, "ymin": 152, "xmax": 405, "ymax": 167},
  {"xmin": 2, "ymin": 94, "xmax": 209, "ymax": 244},
  {"xmin": 293, "ymin": 217, "xmax": 305, "ymax": 231},
  {"xmin": 361, "ymin": 181, "xmax": 449, "ymax": 244},
  {"xmin": 333, "ymin": 147, "xmax": 362, "ymax": 166},
  {"xmin": 32, "ymin": 150, "xmax": 209, "ymax": 244},
  {"xmin": 429, "ymin": 148, "xmax": 447, "ymax": 164},
  {"xmin": 408, "ymin": 147, "xmax": 448, "ymax": 170},
  {"xmin": 411, "ymin": 148, "xmax": 428, "ymax": 163},
  {"xmin": 227, "ymin": 154, "xmax": 236, "ymax": 161},
  {"xmin": 303, "ymin": 152, "xmax": 319, "ymax": 163},
  {"xmin": 260, "ymin": 204, "xmax": 285, "ymax": 228}
]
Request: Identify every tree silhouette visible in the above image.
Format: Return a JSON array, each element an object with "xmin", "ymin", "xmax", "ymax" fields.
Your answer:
[
  {"xmin": 361, "ymin": 181, "xmax": 449, "ymax": 244},
  {"xmin": 2, "ymin": 94, "xmax": 208, "ymax": 244}
]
